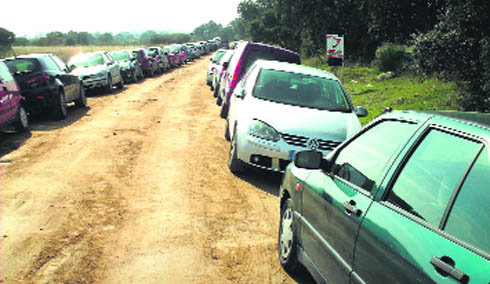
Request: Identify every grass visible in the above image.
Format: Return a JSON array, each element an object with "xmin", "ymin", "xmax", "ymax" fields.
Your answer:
[
  {"xmin": 4, "ymin": 45, "xmax": 142, "ymax": 62},
  {"xmin": 302, "ymin": 58, "xmax": 463, "ymax": 125}
]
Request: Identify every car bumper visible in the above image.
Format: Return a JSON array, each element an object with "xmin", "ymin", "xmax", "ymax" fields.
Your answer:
[
  {"xmin": 82, "ymin": 77, "xmax": 107, "ymax": 89},
  {"xmin": 237, "ymin": 134, "xmax": 332, "ymax": 172},
  {"xmin": 21, "ymin": 86, "xmax": 59, "ymax": 112}
]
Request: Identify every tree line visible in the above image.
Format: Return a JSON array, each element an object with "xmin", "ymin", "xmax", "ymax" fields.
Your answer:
[{"xmin": 235, "ymin": 0, "xmax": 489, "ymax": 111}]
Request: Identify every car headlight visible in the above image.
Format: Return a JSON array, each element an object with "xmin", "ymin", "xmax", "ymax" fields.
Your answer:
[
  {"xmin": 248, "ymin": 120, "xmax": 280, "ymax": 142},
  {"xmin": 95, "ymin": 71, "xmax": 106, "ymax": 79}
]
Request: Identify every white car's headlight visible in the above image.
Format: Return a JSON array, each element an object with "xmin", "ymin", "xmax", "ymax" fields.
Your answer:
[
  {"xmin": 95, "ymin": 71, "xmax": 106, "ymax": 78},
  {"xmin": 248, "ymin": 120, "xmax": 280, "ymax": 142}
]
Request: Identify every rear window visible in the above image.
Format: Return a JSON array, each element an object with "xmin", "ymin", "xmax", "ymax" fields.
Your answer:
[
  {"xmin": 4, "ymin": 58, "xmax": 41, "ymax": 74},
  {"xmin": 0, "ymin": 62, "xmax": 14, "ymax": 82},
  {"xmin": 253, "ymin": 69, "xmax": 351, "ymax": 112},
  {"xmin": 213, "ymin": 51, "xmax": 227, "ymax": 63},
  {"xmin": 243, "ymin": 50, "xmax": 277, "ymax": 74},
  {"xmin": 133, "ymin": 50, "xmax": 144, "ymax": 59}
]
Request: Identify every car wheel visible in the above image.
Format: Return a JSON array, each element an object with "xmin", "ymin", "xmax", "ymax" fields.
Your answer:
[
  {"xmin": 228, "ymin": 127, "xmax": 247, "ymax": 173},
  {"xmin": 213, "ymin": 84, "xmax": 220, "ymax": 98},
  {"xmin": 139, "ymin": 69, "xmax": 144, "ymax": 80},
  {"xmin": 279, "ymin": 198, "xmax": 299, "ymax": 273},
  {"xmin": 75, "ymin": 84, "xmax": 87, "ymax": 107},
  {"xmin": 54, "ymin": 90, "xmax": 67, "ymax": 120},
  {"xmin": 105, "ymin": 75, "xmax": 113, "ymax": 94},
  {"xmin": 13, "ymin": 105, "xmax": 29, "ymax": 132},
  {"xmin": 220, "ymin": 102, "xmax": 229, "ymax": 119},
  {"xmin": 117, "ymin": 76, "xmax": 124, "ymax": 89},
  {"xmin": 224, "ymin": 118, "xmax": 230, "ymax": 141},
  {"xmin": 131, "ymin": 70, "xmax": 137, "ymax": 83},
  {"xmin": 148, "ymin": 67, "xmax": 154, "ymax": 77}
]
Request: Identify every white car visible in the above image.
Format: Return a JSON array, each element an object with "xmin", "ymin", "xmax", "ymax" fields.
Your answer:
[
  {"xmin": 206, "ymin": 49, "xmax": 228, "ymax": 87},
  {"xmin": 226, "ymin": 60, "xmax": 368, "ymax": 173},
  {"xmin": 212, "ymin": 49, "xmax": 234, "ymax": 97}
]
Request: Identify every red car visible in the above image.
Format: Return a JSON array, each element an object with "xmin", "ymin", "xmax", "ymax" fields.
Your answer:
[{"xmin": 0, "ymin": 61, "xmax": 28, "ymax": 132}]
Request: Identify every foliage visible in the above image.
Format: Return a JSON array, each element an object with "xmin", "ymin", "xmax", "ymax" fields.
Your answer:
[
  {"xmin": 150, "ymin": 33, "xmax": 191, "ymax": 45},
  {"xmin": 412, "ymin": 0, "xmax": 490, "ymax": 111},
  {"xmin": 374, "ymin": 44, "xmax": 407, "ymax": 72},
  {"xmin": 307, "ymin": 64, "xmax": 462, "ymax": 125},
  {"xmin": 0, "ymin": 27, "xmax": 16, "ymax": 54},
  {"xmin": 191, "ymin": 20, "xmax": 245, "ymax": 42}
]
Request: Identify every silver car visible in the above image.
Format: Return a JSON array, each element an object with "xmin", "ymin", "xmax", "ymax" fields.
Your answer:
[
  {"xmin": 212, "ymin": 49, "xmax": 234, "ymax": 98},
  {"xmin": 226, "ymin": 60, "xmax": 368, "ymax": 173},
  {"xmin": 68, "ymin": 51, "xmax": 124, "ymax": 94},
  {"xmin": 206, "ymin": 49, "xmax": 228, "ymax": 87}
]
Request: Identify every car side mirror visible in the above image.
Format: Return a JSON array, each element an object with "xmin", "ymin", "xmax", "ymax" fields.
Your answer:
[
  {"xmin": 209, "ymin": 57, "xmax": 213, "ymax": 61},
  {"xmin": 236, "ymin": 88, "xmax": 246, "ymax": 99},
  {"xmin": 222, "ymin": 62, "xmax": 229, "ymax": 68},
  {"xmin": 294, "ymin": 150, "xmax": 323, "ymax": 169},
  {"xmin": 355, "ymin": 106, "xmax": 368, "ymax": 117}
]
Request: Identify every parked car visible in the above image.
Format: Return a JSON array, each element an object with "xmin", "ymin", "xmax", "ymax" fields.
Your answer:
[
  {"xmin": 132, "ymin": 48, "xmax": 159, "ymax": 77},
  {"xmin": 212, "ymin": 49, "xmax": 234, "ymax": 98},
  {"xmin": 69, "ymin": 51, "xmax": 124, "ymax": 94},
  {"xmin": 217, "ymin": 41, "xmax": 301, "ymax": 118},
  {"xmin": 226, "ymin": 60, "xmax": 367, "ymax": 173},
  {"xmin": 170, "ymin": 44, "xmax": 187, "ymax": 65},
  {"xmin": 0, "ymin": 60, "xmax": 28, "ymax": 131},
  {"xmin": 206, "ymin": 49, "xmax": 228, "ymax": 87},
  {"xmin": 5, "ymin": 54, "xmax": 86, "ymax": 119},
  {"xmin": 111, "ymin": 50, "xmax": 144, "ymax": 83},
  {"xmin": 148, "ymin": 47, "xmax": 170, "ymax": 73},
  {"xmin": 163, "ymin": 46, "xmax": 180, "ymax": 68},
  {"xmin": 185, "ymin": 43, "xmax": 200, "ymax": 60},
  {"xmin": 279, "ymin": 110, "xmax": 490, "ymax": 284}
]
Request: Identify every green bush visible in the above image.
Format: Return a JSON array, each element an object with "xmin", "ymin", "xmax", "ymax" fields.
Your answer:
[{"xmin": 375, "ymin": 44, "xmax": 407, "ymax": 72}]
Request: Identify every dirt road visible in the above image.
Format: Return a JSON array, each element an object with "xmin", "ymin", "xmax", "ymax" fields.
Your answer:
[{"xmin": 0, "ymin": 56, "xmax": 312, "ymax": 283}]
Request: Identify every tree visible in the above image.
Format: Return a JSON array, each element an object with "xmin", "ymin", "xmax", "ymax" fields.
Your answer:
[
  {"xmin": 192, "ymin": 21, "xmax": 223, "ymax": 40},
  {"xmin": 413, "ymin": 0, "xmax": 490, "ymax": 111},
  {"xmin": 14, "ymin": 37, "xmax": 30, "ymax": 46},
  {"xmin": 0, "ymin": 27, "xmax": 16, "ymax": 52}
]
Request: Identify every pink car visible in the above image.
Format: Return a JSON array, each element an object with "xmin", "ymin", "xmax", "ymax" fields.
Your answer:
[
  {"xmin": 170, "ymin": 44, "xmax": 187, "ymax": 65},
  {"xmin": 0, "ymin": 61, "xmax": 28, "ymax": 132}
]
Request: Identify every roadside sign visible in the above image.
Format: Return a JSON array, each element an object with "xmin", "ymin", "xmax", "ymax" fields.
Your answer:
[{"xmin": 326, "ymin": 34, "xmax": 344, "ymax": 66}]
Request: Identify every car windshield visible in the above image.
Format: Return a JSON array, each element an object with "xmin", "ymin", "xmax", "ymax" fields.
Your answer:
[
  {"xmin": 133, "ymin": 50, "xmax": 144, "ymax": 59},
  {"xmin": 148, "ymin": 49, "xmax": 157, "ymax": 56},
  {"xmin": 69, "ymin": 54, "xmax": 104, "ymax": 68},
  {"xmin": 163, "ymin": 47, "xmax": 170, "ymax": 53},
  {"xmin": 253, "ymin": 69, "xmax": 351, "ymax": 112},
  {"xmin": 170, "ymin": 46, "xmax": 180, "ymax": 53},
  {"xmin": 4, "ymin": 58, "xmax": 40, "ymax": 74},
  {"xmin": 213, "ymin": 51, "xmax": 226, "ymax": 63},
  {"xmin": 111, "ymin": 51, "xmax": 131, "ymax": 62}
]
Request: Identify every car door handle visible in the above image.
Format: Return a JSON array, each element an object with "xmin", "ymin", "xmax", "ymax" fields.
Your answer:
[
  {"xmin": 343, "ymin": 200, "xmax": 361, "ymax": 216},
  {"xmin": 430, "ymin": 256, "xmax": 469, "ymax": 283}
]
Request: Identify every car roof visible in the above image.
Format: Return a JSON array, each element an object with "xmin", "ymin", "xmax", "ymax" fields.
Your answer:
[
  {"xmin": 253, "ymin": 60, "xmax": 340, "ymax": 81},
  {"xmin": 5, "ymin": 53, "xmax": 52, "ymax": 59},
  {"xmin": 236, "ymin": 41, "xmax": 300, "ymax": 57},
  {"xmin": 381, "ymin": 110, "xmax": 490, "ymax": 138}
]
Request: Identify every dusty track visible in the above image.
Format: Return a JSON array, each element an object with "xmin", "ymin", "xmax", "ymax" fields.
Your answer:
[{"xmin": 0, "ymin": 56, "xmax": 311, "ymax": 283}]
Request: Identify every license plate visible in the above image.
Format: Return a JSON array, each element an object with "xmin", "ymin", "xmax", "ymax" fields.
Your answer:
[{"xmin": 289, "ymin": 151, "xmax": 295, "ymax": 161}]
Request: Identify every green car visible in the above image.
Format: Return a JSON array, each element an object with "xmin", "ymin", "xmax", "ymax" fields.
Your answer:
[{"xmin": 279, "ymin": 110, "xmax": 489, "ymax": 283}]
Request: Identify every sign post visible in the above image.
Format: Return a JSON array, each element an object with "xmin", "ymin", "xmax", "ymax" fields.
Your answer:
[{"xmin": 326, "ymin": 34, "xmax": 344, "ymax": 76}]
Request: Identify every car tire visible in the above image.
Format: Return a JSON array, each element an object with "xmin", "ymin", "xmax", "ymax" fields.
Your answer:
[
  {"xmin": 117, "ymin": 76, "xmax": 124, "ymax": 89},
  {"xmin": 224, "ymin": 119, "xmax": 230, "ymax": 141},
  {"xmin": 54, "ymin": 90, "xmax": 68, "ymax": 120},
  {"xmin": 13, "ymin": 105, "xmax": 29, "ymax": 132},
  {"xmin": 75, "ymin": 84, "xmax": 87, "ymax": 107},
  {"xmin": 105, "ymin": 75, "xmax": 113, "ymax": 94},
  {"xmin": 278, "ymin": 198, "xmax": 300, "ymax": 274},
  {"xmin": 216, "ymin": 95, "xmax": 222, "ymax": 106},
  {"xmin": 131, "ymin": 70, "xmax": 137, "ymax": 83},
  {"xmin": 148, "ymin": 67, "xmax": 154, "ymax": 77},
  {"xmin": 220, "ymin": 102, "xmax": 228, "ymax": 119},
  {"xmin": 228, "ymin": 127, "xmax": 247, "ymax": 173},
  {"xmin": 213, "ymin": 84, "xmax": 220, "ymax": 98}
]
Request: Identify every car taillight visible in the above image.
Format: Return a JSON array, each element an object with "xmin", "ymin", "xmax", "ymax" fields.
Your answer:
[
  {"xmin": 230, "ymin": 59, "xmax": 241, "ymax": 91},
  {"xmin": 27, "ymin": 73, "xmax": 51, "ymax": 88}
]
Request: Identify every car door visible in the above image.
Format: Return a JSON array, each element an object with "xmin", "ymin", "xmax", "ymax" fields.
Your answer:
[
  {"xmin": 353, "ymin": 124, "xmax": 489, "ymax": 283},
  {"xmin": 0, "ymin": 62, "xmax": 16, "ymax": 123},
  {"xmin": 42, "ymin": 55, "xmax": 75, "ymax": 100},
  {"xmin": 300, "ymin": 119, "xmax": 422, "ymax": 283},
  {"xmin": 51, "ymin": 55, "xmax": 79, "ymax": 101},
  {"xmin": 103, "ymin": 53, "xmax": 118, "ymax": 82}
]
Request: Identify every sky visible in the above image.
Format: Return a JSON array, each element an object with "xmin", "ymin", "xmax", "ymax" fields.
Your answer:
[{"xmin": 1, "ymin": 0, "xmax": 242, "ymax": 38}]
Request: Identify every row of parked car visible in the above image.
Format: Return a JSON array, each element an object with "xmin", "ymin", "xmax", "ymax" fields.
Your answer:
[
  {"xmin": 0, "ymin": 40, "xmax": 221, "ymax": 132},
  {"xmin": 206, "ymin": 42, "xmax": 489, "ymax": 283}
]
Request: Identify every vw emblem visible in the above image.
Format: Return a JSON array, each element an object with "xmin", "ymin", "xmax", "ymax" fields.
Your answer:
[{"xmin": 306, "ymin": 138, "xmax": 320, "ymax": 150}]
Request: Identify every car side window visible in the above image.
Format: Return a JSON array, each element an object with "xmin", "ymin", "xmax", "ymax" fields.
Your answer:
[
  {"xmin": 51, "ymin": 55, "xmax": 68, "ymax": 72},
  {"xmin": 0, "ymin": 62, "xmax": 14, "ymax": 82},
  {"xmin": 444, "ymin": 147, "xmax": 489, "ymax": 253},
  {"xmin": 333, "ymin": 120, "xmax": 419, "ymax": 193},
  {"xmin": 386, "ymin": 129, "xmax": 481, "ymax": 227},
  {"xmin": 42, "ymin": 56, "xmax": 61, "ymax": 71}
]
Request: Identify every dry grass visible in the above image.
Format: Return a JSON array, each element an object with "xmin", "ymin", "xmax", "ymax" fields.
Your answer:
[{"xmin": 8, "ymin": 45, "xmax": 143, "ymax": 62}]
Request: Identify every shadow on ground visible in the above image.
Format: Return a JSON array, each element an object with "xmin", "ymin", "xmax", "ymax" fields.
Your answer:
[{"xmin": 234, "ymin": 167, "xmax": 317, "ymax": 284}]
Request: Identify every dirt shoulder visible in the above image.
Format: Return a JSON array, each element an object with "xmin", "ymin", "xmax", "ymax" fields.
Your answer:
[{"xmin": 1, "ymin": 56, "xmax": 300, "ymax": 283}]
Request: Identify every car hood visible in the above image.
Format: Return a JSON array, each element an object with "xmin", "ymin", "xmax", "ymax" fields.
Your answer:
[
  {"xmin": 71, "ymin": 65, "xmax": 107, "ymax": 76},
  {"xmin": 245, "ymin": 97, "xmax": 362, "ymax": 142}
]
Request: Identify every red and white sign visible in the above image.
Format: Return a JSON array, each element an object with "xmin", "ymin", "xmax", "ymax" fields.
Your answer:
[{"xmin": 326, "ymin": 34, "xmax": 344, "ymax": 58}]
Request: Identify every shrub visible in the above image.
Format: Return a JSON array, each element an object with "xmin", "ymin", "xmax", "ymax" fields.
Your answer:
[{"xmin": 375, "ymin": 44, "xmax": 407, "ymax": 72}]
